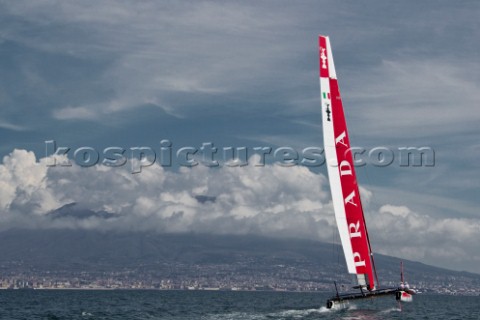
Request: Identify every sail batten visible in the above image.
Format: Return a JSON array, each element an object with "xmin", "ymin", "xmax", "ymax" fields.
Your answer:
[{"xmin": 319, "ymin": 35, "xmax": 375, "ymax": 290}]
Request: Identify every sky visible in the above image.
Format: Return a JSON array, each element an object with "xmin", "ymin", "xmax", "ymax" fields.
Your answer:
[{"xmin": 0, "ymin": 1, "xmax": 479, "ymax": 273}]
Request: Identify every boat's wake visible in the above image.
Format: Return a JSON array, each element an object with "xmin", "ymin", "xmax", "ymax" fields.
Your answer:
[
  {"xmin": 201, "ymin": 311, "xmax": 263, "ymax": 320},
  {"xmin": 271, "ymin": 307, "xmax": 331, "ymax": 317},
  {"xmin": 380, "ymin": 306, "xmax": 402, "ymax": 314},
  {"xmin": 202, "ymin": 307, "xmax": 332, "ymax": 320}
]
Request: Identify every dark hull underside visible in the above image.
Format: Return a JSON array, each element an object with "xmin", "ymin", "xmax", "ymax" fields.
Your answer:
[{"xmin": 326, "ymin": 287, "xmax": 405, "ymax": 309}]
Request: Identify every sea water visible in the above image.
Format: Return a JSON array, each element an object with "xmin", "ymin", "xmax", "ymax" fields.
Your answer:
[{"xmin": 0, "ymin": 290, "xmax": 478, "ymax": 319}]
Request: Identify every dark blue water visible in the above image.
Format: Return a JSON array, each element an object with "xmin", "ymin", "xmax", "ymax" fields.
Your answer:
[{"xmin": 0, "ymin": 290, "xmax": 478, "ymax": 319}]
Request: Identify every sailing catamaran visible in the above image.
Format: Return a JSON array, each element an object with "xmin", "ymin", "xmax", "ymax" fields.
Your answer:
[{"xmin": 319, "ymin": 35, "xmax": 415, "ymax": 309}]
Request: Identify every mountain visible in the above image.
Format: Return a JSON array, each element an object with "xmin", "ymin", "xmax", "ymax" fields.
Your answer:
[
  {"xmin": 0, "ymin": 229, "xmax": 478, "ymax": 293},
  {"xmin": 47, "ymin": 202, "xmax": 116, "ymax": 220}
]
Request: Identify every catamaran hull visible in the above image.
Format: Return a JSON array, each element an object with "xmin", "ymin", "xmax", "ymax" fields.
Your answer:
[
  {"xmin": 326, "ymin": 299, "xmax": 348, "ymax": 310},
  {"xmin": 326, "ymin": 288, "xmax": 413, "ymax": 309}
]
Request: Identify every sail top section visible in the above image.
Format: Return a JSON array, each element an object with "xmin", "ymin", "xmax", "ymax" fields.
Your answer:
[
  {"xmin": 319, "ymin": 35, "xmax": 375, "ymax": 290},
  {"xmin": 319, "ymin": 36, "xmax": 336, "ymax": 79}
]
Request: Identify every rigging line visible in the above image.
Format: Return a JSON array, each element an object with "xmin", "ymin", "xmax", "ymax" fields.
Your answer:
[
  {"xmin": 336, "ymin": 225, "xmax": 340, "ymax": 267},
  {"xmin": 331, "ymin": 221, "xmax": 341, "ymax": 269},
  {"xmin": 332, "ymin": 223, "xmax": 335, "ymax": 262},
  {"xmin": 360, "ymin": 199, "xmax": 380, "ymax": 289},
  {"xmin": 358, "ymin": 155, "xmax": 380, "ymax": 288},
  {"xmin": 332, "ymin": 223, "xmax": 338, "ymax": 266}
]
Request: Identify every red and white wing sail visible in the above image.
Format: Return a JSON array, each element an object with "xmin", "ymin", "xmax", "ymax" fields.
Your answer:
[{"xmin": 319, "ymin": 35, "xmax": 375, "ymax": 290}]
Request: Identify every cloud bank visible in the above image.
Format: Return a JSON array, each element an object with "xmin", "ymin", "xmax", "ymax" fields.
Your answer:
[
  {"xmin": 0, "ymin": 149, "xmax": 331, "ymax": 238},
  {"xmin": 1, "ymin": 149, "xmax": 479, "ymax": 273}
]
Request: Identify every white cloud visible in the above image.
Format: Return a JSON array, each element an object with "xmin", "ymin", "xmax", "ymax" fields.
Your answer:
[
  {"xmin": 0, "ymin": 121, "xmax": 27, "ymax": 131},
  {"xmin": 379, "ymin": 204, "xmax": 410, "ymax": 218},
  {"xmin": 53, "ymin": 106, "xmax": 97, "ymax": 120},
  {"xmin": 0, "ymin": 149, "xmax": 61, "ymax": 214},
  {"xmin": 369, "ymin": 204, "xmax": 480, "ymax": 272}
]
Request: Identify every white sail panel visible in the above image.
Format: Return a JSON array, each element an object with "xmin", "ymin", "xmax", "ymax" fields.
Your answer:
[
  {"xmin": 325, "ymin": 36, "xmax": 337, "ymax": 79},
  {"xmin": 320, "ymin": 77, "xmax": 356, "ymax": 274}
]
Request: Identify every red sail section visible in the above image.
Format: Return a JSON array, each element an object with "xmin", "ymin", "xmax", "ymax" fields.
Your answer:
[
  {"xmin": 319, "ymin": 37, "xmax": 329, "ymax": 78},
  {"xmin": 319, "ymin": 35, "xmax": 375, "ymax": 290}
]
